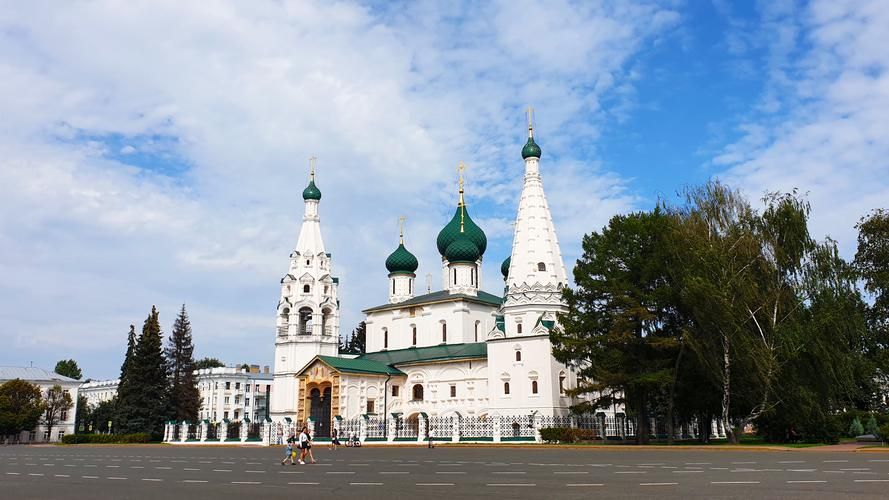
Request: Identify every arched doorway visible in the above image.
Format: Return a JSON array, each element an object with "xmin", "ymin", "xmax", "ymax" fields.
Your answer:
[{"xmin": 310, "ymin": 386, "xmax": 332, "ymax": 438}]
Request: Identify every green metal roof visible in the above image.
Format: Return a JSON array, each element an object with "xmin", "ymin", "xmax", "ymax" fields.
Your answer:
[
  {"xmin": 362, "ymin": 289, "xmax": 502, "ymax": 313},
  {"xmin": 444, "ymin": 235, "xmax": 480, "ymax": 263},
  {"xmin": 385, "ymin": 243, "xmax": 419, "ymax": 274},
  {"xmin": 359, "ymin": 342, "xmax": 487, "ymax": 366},
  {"xmin": 500, "ymin": 256, "xmax": 511, "ymax": 278},
  {"xmin": 303, "ymin": 179, "xmax": 322, "ymax": 200},
  {"xmin": 522, "ymin": 136, "xmax": 541, "ymax": 159},
  {"xmin": 436, "ymin": 205, "xmax": 487, "ymax": 256},
  {"xmin": 317, "ymin": 355, "xmax": 404, "ymax": 375}
]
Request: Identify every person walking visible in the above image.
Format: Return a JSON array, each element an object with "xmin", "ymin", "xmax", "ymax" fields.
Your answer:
[
  {"xmin": 281, "ymin": 433, "xmax": 297, "ymax": 465},
  {"xmin": 298, "ymin": 425, "xmax": 315, "ymax": 464},
  {"xmin": 329, "ymin": 428, "xmax": 340, "ymax": 451}
]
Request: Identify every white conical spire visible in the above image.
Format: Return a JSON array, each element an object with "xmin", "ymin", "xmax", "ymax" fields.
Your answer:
[
  {"xmin": 505, "ymin": 112, "xmax": 568, "ymax": 307},
  {"xmin": 295, "ymin": 156, "xmax": 325, "ymax": 256}
]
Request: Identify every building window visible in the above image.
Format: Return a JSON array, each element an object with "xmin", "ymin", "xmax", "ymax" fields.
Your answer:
[
  {"xmin": 531, "ymin": 380, "xmax": 538, "ymax": 394},
  {"xmin": 515, "ymin": 351, "xmax": 522, "ymax": 362},
  {"xmin": 392, "ymin": 279, "xmax": 395, "ymax": 294},
  {"xmin": 391, "ymin": 385, "xmax": 399, "ymax": 397},
  {"xmin": 246, "ymin": 385, "xmax": 251, "ymax": 392},
  {"xmin": 383, "ymin": 329, "xmax": 388, "ymax": 349},
  {"xmin": 303, "ymin": 284, "xmax": 310, "ymax": 293},
  {"xmin": 60, "ymin": 409, "xmax": 68, "ymax": 421},
  {"xmin": 470, "ymin": 267, "xmax": 474, "ymax": 285},
  {"xmin": 537, "ymin": 262, "xmax": 546, "ymax": 271},
  {"xmin": 234, "ymin": 395, "xmax": 240, "ymax": 404},
  {"xmin": 246, "ymin": 397, "xmax": 250, "ymax": 406},
  {"xmin": 224, "ymin": 397, "xmax": 230, "ymax": 404},
  {"xmin": 503, "ymin": 382, "xmax": 510, "ymax": 395},
  {"xmin": 234, "ymin": 410, "xmax": 239, "ymax": 420},
  {"xmin": 450, "ymin": 385, "xmax": 456, "ymax": 398},
  {"xmin": 474, "ymin": 321, "xmax": 479, "ymax": 342},
  {"xmin": 442, "ymin": 323, "xmax": 447, "ymax": 343},
  {"xmin": 306, "ymin": 259, "xmax": 310, "ymax": 266},
  {"xmin": 516, "ymin": 323, "xmax": 523, "ymax": 334},
  {"xmin": 367, "ymin": 399, "xmax": 375, "ymax": 414},
  {"xmin": 224, "ymin": 411, "xmax": 229, "ymax": 420},
  {"xmin": 559, "ymin": 373, "xmax": 567, "ymax": 395},
  {"xmin": 412, "ymin": 326, "xmax": 417, "ymax": 346},
  {"xmin": 412, "ymin": 384, "xmax": 424, "ymax": 401},
  {"xmin": 408, "ymin": 279, "xmax": 412, "ymax": 294},
  {"xmin": 225, "ymin": 382, "xmax": 230, "ymax": 390},
  {"xmin": 235, "ymin": 382, "xmax": 240, "ymax": 390}
]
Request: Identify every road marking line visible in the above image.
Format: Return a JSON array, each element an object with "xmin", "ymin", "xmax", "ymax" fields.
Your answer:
[
  {"xmin": 82, "ymin": 476, "xmax": 99, "ymax": 479},
  {"xmin": 554, "ymin": 471, "xmax": 588, "ymax": 474},
  {"xmin": 27, "ymin": 473, "xmax": 44, "ymax": 476},
  {"xmin": 673, "ymin": 470, "xmax": 704, "ymax": 473},
  {"xmin": 435, "ymin": 471, "xmax": 465, "ymax": 474},
  {"xmin": 641, "ymin": 482, "xmax": 678, "ymax": 486},
  {"xmin": 685, "ymin": 462, "xmax": 710, "ymax": 465},
  {"xmin": 183, "ymin": 480, "xmax": 208, "ymax": 483},
  {"xmin": 824, "ymin": 460, "xmax": 848, "ymax": 463},
  {"xmin": 615, "ymin": 471, "xmax": 646, "ymax": 474},
  {"xmin": 154, "ymin": 466, "xmax": 171, "ymax": 470},
  {"xmin": 184, "ymin": 468, "xmax": 200, "ymax": 471},
  {"xmin": 492, "ymin": 471, "xmax": 526, "ymax": 474},
  {"xmin": 416, "ymin": 483, "xmax": 454, "ymax": 486},
  {"xmin": 279, "ymin": 471, "xmax": 304, "ymax": 474},
  {"xmin": 5, "ymin": 473, "xmax": 20, "ymax": 475},
  {"xmin": 779, "ymin": 461, "xmax": 805, "ymax": 464},
  {"xmin": 486, "ymin": 483, "xmax": 536, "ymax": 487},
  {"xmin": 245, "ymin": 470, "xmax": 265, "ymax": 473},
  {"xmin": 107, "ymin": 477, "xmax": 127, "ymax": 480},
  {"xmin": 711, "ymin": 481, "xmax": 760, "ymax": 484},
  {"xmin": 349, "ymin": 482, "xmax": 382, "ymax": 485},
  {"xmin": 231, "ymin": 481, "xmax": 261, "ymax": 485},
  {"xmin": 288, "ymin": 482, "xmax": 320, "ymax": 485},
  {"xmin": 788, "ymin": 469, "xmax": 815, "ymax": 472},
  {"xmin": 841, "ymin": 468, "xmax": 871, "ymax": 471},
  {"xmin": 380, "ymin": 471, "xmax": 410, "ymax": 474},
  {"xmin": 787, "ymin": 480, "xmax": 826, "ymax": 483},
  {"xmin": 566, "ymin": 483, "xmax": 604, "ymax": 487},
  {"xmin": 326, "ymin": 471, "xmax": 355, "ymax": 474},
  {"xmin": 854, "ymin": 479, "xmax": 889, "ymax": 482},
  {"xmin": 213, "ymin": 469, "xmax": 232, "ymax": 472},
  {"xmin": 54, "ymin": 474, "xmax": 70, "ymax": 478},
  {"xmin": 732, "ymin": 462, "xmax": 757, "ymax": 464},
  {"xmin": 142, "ymin": 478, "xmax": 163, "ymax": 482}
]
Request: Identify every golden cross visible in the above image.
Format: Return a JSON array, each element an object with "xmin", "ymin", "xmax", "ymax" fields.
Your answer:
[
  {"xmin": 308, "ymin": 156, "xmax": 317, "ymax": 180},
  {"xmin": 457, "ymin": 161, "xmax": 466, "ymax": 231},
  {"xmin": 457, "ymin": 160, "xmax": 466, "ymax": 192},
  {"xmin": 527, "ymin": 106, "xmax": 535, "ymax": 138},
  {"xmin": 398, "ymin": 216, "xmax": 406, "ymax": 244}
]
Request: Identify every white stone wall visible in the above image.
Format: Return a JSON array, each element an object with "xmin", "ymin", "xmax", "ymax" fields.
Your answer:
[
  {"xmin": 485, "ymin": 334, "xmax": 573, "ymax": 416},
  {"xmin": 365, "ymin": 300, "xmax": 497, "ymax": 352}
]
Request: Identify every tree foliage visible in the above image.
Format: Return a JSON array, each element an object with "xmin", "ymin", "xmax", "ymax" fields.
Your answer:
[
  {"xmin": 117, "ymin": 306, "xmax": 168, "ymax": 437},
  {"xmin": 42, "ymin": 384, "xmax": 73, "ymax": 440},
  {"xmin": 194, "ymin": 357, "xmax": 225, "ymax": 370},
  {"xmin": 340, "ymin": 322, "xmax": 367, "ymax": 354},
  {"xmin": 0, "ymin": 379, "xmax": 44, "ymax": 440},
  {"xmin": 54, "ymin": 359, "xmax": 82, "ymax": 380},
  {"xmin": 165, "ymin": 304, "xmax": 200, "ymax": 422}
]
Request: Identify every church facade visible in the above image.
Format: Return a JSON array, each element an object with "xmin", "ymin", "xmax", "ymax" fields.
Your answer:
[{"xmin": 269, "ymin": 119, "xmax": 583, "ymax": 437}]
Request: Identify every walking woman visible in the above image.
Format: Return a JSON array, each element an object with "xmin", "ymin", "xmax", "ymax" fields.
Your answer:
[
  {"xmin": 298, "ymin": 425, "xmax": 316, "ymax": 464},
  {"xmin": 329, "ymin": 427, "xmax": 340, "ymax": 450}
]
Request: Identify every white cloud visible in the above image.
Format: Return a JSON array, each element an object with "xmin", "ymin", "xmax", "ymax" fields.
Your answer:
[
  {"xmin": 0, "ymin": 0, "xmax": 676, "ymax": 377},
  {"xmin": 714, "ymin": 0, "xmax": 889, "ymax": 256}
]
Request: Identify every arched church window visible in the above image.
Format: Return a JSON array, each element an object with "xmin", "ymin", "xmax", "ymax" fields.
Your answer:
[
  {"xmin": 559, "ymin": 372, "xmax": 566, "ymax": 395},
  {"xmin": 303, "ymin": 284, "xmax": 310, "ymax": 294},
  {"xmin": 306, "ymin": 260, "xmax": 310, "ymax": 266},
  {"xmin": 453, "ymin": 268, "xmax": 457, "ymax": 285},
  {"xmin": 383, "ymin": 329, "xmax": 388, "ymax": 349},
  {"xmin": 470, "ymin": 268, "xmax": 474, "ymax": 285},
  {"xmin": 408, "ymin": 279, "xmax": 412, "ymax": 294},
  {"xmin": 474, "ymin": 321, "xmax": 479, "ymax": 342},
  {"xmin": 515, "ymin": 351, "xmax": 522, "ymax": 362},
  {"xmin": 412, "ymin": 326, "xmax": 417, "ymax": 346},
  {"xmin": 412, "ymin": 384, "xmax": 424, "ymax": 401},
  {"xmin": 441, "ymin": 323, "xmax": 447, "ymax": 343},
  {"xmin": 516, "ymin": 323, "xmax": 523, "ymax": 334},
  {"xmin": 531, "ymin": 380, "xmax": 538, "ymax": 394},
  {"xmin": 537, "ymin": 262, "xmax": 546, "ymax": 271},
  {"xmin": 392, "ymin": 279, "xmax": 395, "ymax": 295},
  {"xmin": 503, "ymin": 382, "xmax": 510, "ymax": 395}
]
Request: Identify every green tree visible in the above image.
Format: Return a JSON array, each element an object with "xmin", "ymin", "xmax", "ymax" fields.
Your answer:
[
  {"xmin": 849, "ymin": 417, "xmax": 864, "ymax": 437},
  {"xmin": 0, "ymin": 379, "xmax": 44, "ymax": 442},
  {"xmin": 75, "ymin": 395, "xmax": 90, "ymax": 434},
  {"xmin": 866, "ymin": 415, "xmax": 879, "ymax": 435},
  {"xmin": 54, "ymin": 359, "xmax": 82, "ymax": 380},
  {"xmin": 165, "ymin": 304, "xmax": 200, "ymax": 423},
  {"xmin": 855, "ymin": 209, "xmax": 889, "ymax": 388},
  {"xmin": 115, "ymin": 324, "xmax": 138, "ymax": 433},
  {"xmin": 121, "ymin": 306, "xmax": 169, "ymax": 438},
  {"xmin": 42, "ymin": 384, "xmax": 73, "ymax": 441},
  {"xmin": 345, "ymin": 321, "xmax": 366, "ymax": 354},
  {"xmin": 552, "ymin": 209, "xmax": 682, "ymax": 444},
  {"xmin": 194, "ymin": 357, "xmax": 225, "ymax": 370},
  {"xmin": 91, "ymin": 398, "xmax": 117, "ymax": 434}
]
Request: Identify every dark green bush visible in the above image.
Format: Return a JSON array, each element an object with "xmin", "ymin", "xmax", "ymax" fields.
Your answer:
[
  {"xmin": 61, "ymin": 433, "xmax": 151, "ymax": 444},
  {"xmin": 539, "ymin": 427, "xmax": 599, "ymax": 443}
]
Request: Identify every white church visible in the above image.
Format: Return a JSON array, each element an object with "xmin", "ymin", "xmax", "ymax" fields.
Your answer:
[{"xmin": 269, "ymin": 117, "xmax": 583, "ymax": 438}]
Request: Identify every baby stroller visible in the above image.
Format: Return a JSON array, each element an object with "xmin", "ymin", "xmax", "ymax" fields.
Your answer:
[{"xmin": 344, "ymin": 432, "xmax": 362, "ymax": 447}]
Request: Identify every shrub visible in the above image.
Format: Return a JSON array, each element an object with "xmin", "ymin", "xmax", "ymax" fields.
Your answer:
[
  {"xmin": 61, "ymin": 433, "xmax": 151, "ymax": 444},
  {"xmin": 865, "ymin": 415, "xmax": 879, "ymax": 435},
  {"xmin": 879, "ymin": 422, "xmax": 889, "ymax": 441},
  {"xmin": 849, "ymin": 417, "xmax": 864, "ymax": 437},
  {"xmin": 539, "ymin": 427, "xmax": 574, "ymax": 443}
]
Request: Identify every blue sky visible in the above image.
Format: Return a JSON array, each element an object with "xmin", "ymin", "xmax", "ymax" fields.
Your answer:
[{"xmin": 1, "ymin": 0, "xmax": 887, "ymax": 379}]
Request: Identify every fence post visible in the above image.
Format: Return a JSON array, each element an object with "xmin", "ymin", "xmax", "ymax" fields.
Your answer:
[
  {"xmin": 387, "ymin": 415, "xmax": 397, "ymax": 443},
  {"xmin": 492, "ymin": 415, "xmax": 501, "ymax": 443},
  {"xmin": 240, "ymin": 420, "xmax": 248, "ymax": 442},
  {"xmin": 163, "ymin": 422, "xmax": 170, "ymax": 442},
  {"xmin": 333, "ymin": 416, "xmax": 342, "ymax": 441},
  {"xmin": 180, "ymin": 421, "xmax": 188, "ymax": 443},
  {"xmin": 261, "ymin": 420, "xmax": 270, "ymax": 446},
  {"xmin": 417, "ymin": 414, "xmax": 427, "ymax": 443},
  {"xmin": 199, "ymin": 420, "xmax": 208, "ymax": 442},
  {"xmin": 451, "ymin": 415, "xmax": 460, "ymax": 443},
  {"xmin": 533, "ymin": 413, "xmax": 543, "ymax": 443},
  {"xmin": 218, "ymin": 420, "xmax": 227, "ymax": 442},
  {"xmin": 359, "ymin": 415, "xmax": 368, "ymax": 443}
]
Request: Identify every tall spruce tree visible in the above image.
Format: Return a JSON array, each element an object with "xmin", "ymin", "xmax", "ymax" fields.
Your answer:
[
  {"xmin": 165, "ymin": 304, "xmax": 200, "ymax": 423},
  {"xmin": 115, "ymin": 324, "xmax": 138, "ymax": 433},
  {"xmin": 123, "ymin": 306, "xmax": 168, "ymax": 437}
]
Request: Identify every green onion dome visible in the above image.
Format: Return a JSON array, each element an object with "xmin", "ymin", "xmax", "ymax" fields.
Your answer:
[
  {"xmin": 501, "ymin": 256, "xmax": 511, "ymax": 278},
  {"xmin": 521, "ymin": 136, "xmax": 541, "ymax": 159},
  {"xmin": 444, "ymin": 235, "xmax": 481, "ymax": 264},
  {"xmin": 436, "ymin": 205, "xmax": 487, "ymax": 257},
  {"xmin": 302, "ymin": 179, "xmax": 322, "ymax": 200},
  {"xmin": 385, "ymin": 243, "xmax": 419, "ymax": 275}
]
